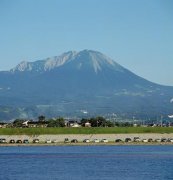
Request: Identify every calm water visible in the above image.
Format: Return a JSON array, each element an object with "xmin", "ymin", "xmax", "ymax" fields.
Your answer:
[{"xmin": 0, "ymin": 145, "xmax": 173, "ymax": 180}]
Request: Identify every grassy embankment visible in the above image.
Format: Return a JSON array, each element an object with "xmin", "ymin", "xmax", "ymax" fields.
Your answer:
[{"xmin": 0, "ymin": 127, "xmax": 173, "ymax": 135}]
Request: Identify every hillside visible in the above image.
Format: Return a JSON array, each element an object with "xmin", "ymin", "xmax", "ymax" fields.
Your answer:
[{"xmin": 0, "ymin": 50, "xmax": 173, "ymax": 120}]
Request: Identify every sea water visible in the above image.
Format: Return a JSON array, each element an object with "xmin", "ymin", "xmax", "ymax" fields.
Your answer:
[{"xmin": 0, "ymin": 145, "xmax": 173, "ymax": 180}]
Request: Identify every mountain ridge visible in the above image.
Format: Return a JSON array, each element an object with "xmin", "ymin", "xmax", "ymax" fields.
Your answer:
[
  {"xmin": 10, "ymin": 50, "xmax": 125, "ymax": 74},
  {"xmin": 10, "ymin": 51, "xmax": 78, "ymax": 72}
]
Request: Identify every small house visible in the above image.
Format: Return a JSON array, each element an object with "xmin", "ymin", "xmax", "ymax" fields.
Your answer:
[{"xmin": 85, "ymin": 122, "xmax": 91, "ymax": 127}]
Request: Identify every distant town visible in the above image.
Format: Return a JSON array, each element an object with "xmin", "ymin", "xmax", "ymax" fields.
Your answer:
[{"xmin": 0, "ymin": 115, "xmax": 173, "ymax": 129}]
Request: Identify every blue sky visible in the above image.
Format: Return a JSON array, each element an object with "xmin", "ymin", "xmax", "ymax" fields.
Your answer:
[{"xmin": 0, "ymin": 0, "xmax": 172, "ymax": 86}]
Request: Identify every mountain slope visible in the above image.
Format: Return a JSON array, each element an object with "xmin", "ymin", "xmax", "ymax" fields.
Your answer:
[{"xmin": 0, "ymin": 50, "xmax": 173, "ymax": 120}]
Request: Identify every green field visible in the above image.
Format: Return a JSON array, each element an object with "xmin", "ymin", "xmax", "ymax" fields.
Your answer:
[{"xmin": 0, "ymin": 127, "xmax": 173, "ymax": 135}]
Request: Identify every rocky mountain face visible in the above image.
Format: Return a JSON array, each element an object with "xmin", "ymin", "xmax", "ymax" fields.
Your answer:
[
  {"xmin": 0, "ymin": 50, "xmax": 173, "ymax": 120},
  {"xmin": 10, "ymin": 51, "xmax": 78, "ymax": 72}
]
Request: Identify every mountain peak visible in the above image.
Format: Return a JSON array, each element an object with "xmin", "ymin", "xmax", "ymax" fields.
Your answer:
[
  {"xmin": 10, "ymin": 50, "xmax": 124, "ymax": 74},
  {"xmin": 74, "ymin": 49, "xmax": 124, "ymax": 73}
]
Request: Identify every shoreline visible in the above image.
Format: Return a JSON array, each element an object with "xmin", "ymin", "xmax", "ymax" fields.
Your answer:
[{"xmin": 1, "ymin": 142, "xmax": 173, "ymax": 147}]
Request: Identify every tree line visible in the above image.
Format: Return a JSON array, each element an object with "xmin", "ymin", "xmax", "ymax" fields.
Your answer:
[{"xmin": 11, "ymin": 115, "xmax": 134, "ymax": 128}]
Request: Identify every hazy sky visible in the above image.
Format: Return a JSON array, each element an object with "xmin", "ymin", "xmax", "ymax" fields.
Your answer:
[{"xmin": 0, "ymin": 0, "xmax": 172, "ymax": 86}]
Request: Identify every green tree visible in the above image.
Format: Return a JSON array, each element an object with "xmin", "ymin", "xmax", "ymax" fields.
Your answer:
[
  {"xmin": 89, "ymin": 116, "xmax": 107, "ymax": 127},
  {"xmin": 56, "ymin": 117, "xmax": 65, "ymax": 127},
  {"xmin": 47, "ymin": 118, "xmax": 65, "ymax": 127},
  {"xmin": 13, "ymin": 119, "xmax": 25, "ymax": 127},
  {"xmin": 105, "ymin": 120, "xmax": 114, "ymax": 127},
  {"xmin": 80, "ymin": 118, "xmax": 89, "ymax": 127},
  {"xmin": 38, "ymin": 115, "xmax": 46, "ymax": 122}
]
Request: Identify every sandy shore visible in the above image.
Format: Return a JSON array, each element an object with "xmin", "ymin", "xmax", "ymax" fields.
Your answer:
[{"xmin": 0, "ymin": 133, "xmax": 173, "ymax": 146}]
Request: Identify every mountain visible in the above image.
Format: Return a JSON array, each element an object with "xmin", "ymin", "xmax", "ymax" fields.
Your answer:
[
  {"xmin": 0, "ymin": 50, "xmax": 173, "ymax": 120},
  {"xmin": 10, "ymin": 51, "xmax": 78, "ymax": 73}
]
